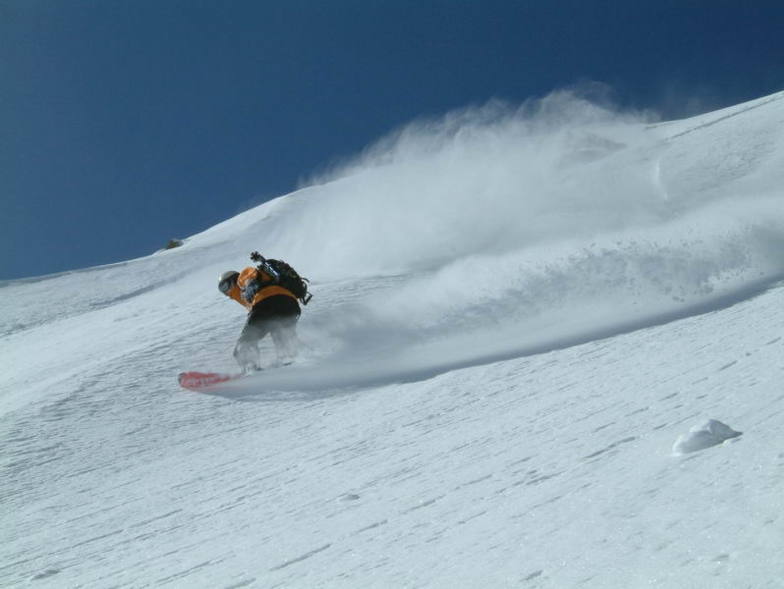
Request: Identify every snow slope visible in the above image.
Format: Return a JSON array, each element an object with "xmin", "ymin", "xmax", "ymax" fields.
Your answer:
[{"xmin": 2, "ymin": 91, "xmax": 784, "ymax": 588}]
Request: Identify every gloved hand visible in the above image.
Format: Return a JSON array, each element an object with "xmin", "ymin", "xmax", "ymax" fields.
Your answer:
[{"xmin": 241, "ymin": 278, "xmax": 261, "ymax": 303}]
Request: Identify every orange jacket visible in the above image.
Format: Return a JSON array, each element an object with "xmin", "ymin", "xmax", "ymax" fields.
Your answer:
[{"xmin": 226, "ymin": 266, "xmax": 298, "ymax": 310}]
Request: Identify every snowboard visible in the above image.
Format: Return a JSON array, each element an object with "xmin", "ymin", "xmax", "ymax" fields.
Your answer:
[{"xmin": 178, "ymin": 371, "xmax": 244, "ymax": 391}]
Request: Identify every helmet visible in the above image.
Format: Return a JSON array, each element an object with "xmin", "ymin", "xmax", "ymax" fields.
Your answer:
[{"xmin": 218, "ymin": 270, "xmax": 239, "ymax": 294}]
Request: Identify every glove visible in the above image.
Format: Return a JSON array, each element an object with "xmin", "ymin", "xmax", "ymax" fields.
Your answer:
[{"xmin": 241, "ymin": 278, "xmax": 261, "ymax": 303}]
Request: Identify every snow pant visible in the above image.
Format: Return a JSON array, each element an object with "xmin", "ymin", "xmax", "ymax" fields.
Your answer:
[{"xmin": 233, "ymin": 295, "xmax": 301, "ymax": 371}]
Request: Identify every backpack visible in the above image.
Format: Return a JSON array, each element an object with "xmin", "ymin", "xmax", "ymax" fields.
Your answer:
[{"xmin": 250, "ymin": 251, "xmax": 312, "ymax": 305}]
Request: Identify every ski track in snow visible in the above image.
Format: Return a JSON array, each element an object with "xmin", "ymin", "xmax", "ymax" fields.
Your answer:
[{"xmin": 2, "ymin": 91, "xmax": 784, "ymax": 588}]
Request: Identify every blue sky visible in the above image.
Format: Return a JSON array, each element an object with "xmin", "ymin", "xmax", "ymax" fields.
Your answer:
[{"xmin": 2, "ymin": 0, "xmax": 782, "ymax": 280}]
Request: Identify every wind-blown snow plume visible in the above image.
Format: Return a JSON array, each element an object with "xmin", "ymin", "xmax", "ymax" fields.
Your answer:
[
  {"xmin": 291, "ymin": 92, "xmax": 662, "ymax": 274},
  {"xmin": 203, "ymin": 91, "xmax": 784, "ymax": 372}
]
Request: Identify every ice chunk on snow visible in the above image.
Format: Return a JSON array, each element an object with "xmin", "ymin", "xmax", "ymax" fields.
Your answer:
[{"xmin": 672, "ymin": 419, "xmax": 742, "ymax": 455}]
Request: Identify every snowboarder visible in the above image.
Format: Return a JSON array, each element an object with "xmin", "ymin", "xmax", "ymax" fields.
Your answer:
[{"xmin": 218, "ymin": 254, "xmax": 305, "ymax": 372}]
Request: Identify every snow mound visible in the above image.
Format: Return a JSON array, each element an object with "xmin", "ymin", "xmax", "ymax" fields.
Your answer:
[{"xmin": 672, "ymin": 419, "xmax": 743, "ymax": 455}]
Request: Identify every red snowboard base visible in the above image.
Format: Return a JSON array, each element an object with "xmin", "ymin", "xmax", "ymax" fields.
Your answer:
[{"xmin": 178, "ymin": 371, "xmax": 244, "ymax": 391}]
